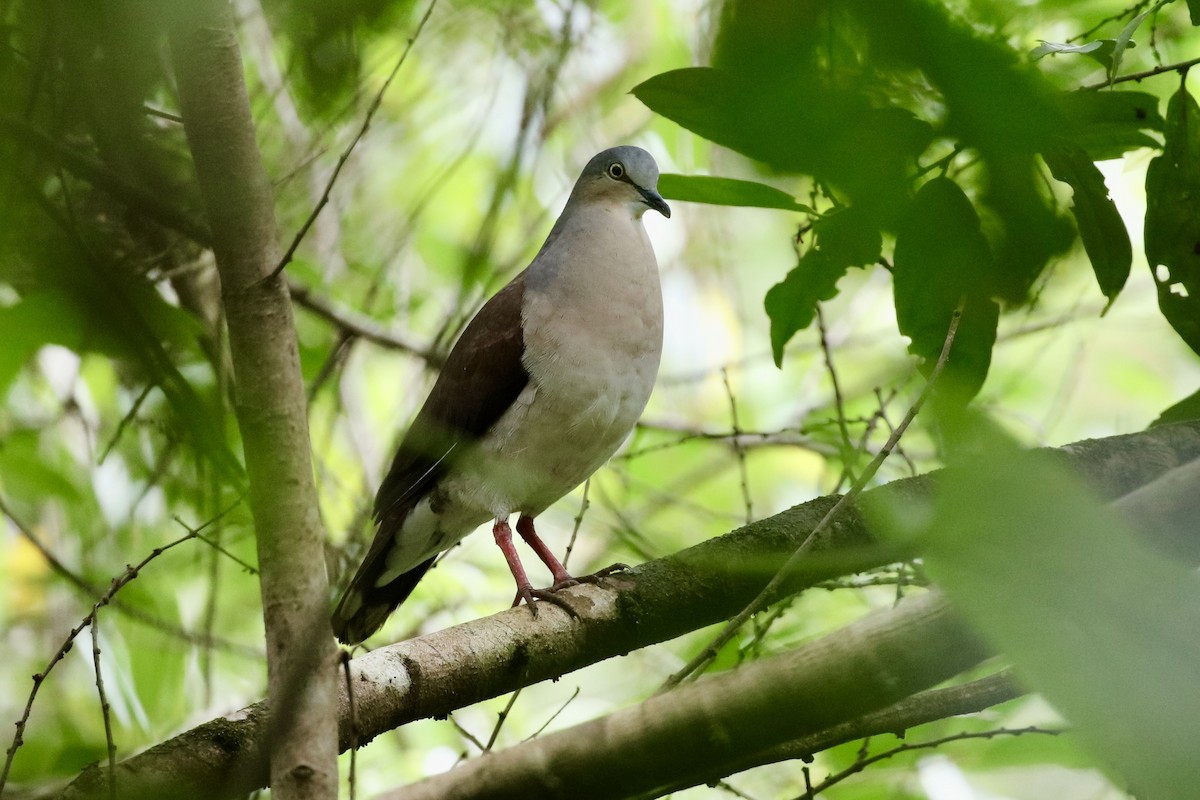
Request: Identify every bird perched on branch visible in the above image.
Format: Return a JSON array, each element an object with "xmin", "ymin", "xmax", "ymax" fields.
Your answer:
[{"xmin": 332, "ymin": 146, "xmax": 670, "ymax": 644}]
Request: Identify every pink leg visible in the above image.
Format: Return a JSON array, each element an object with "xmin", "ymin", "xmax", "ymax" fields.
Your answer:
[
  {"xmin": 516, "ymin": 515, "xmax": 576, "ymax": 588},
  {"xmin": 517, "ymin": 514, "xmax": 629, "ymax": 590},
  {"xmin": 493, "ymin": 518, "xmax": 576, "ymax": 617}
]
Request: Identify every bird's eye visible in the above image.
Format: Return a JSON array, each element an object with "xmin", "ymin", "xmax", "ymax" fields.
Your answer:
[{"xmin": 607, "ymin": 162, "xmax": 625, "ymax": 179}]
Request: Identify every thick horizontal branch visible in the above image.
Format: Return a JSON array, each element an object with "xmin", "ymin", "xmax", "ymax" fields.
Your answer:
[
  {"xmin": 637, "ymin": 668, "xmax": 1024, "ymax": 798},
  {"xmin": 385, "ymin": 592, "xmax": 989, "ymax": 800},
  {"xmin": 57, "ymin": 422, "xmax": 1200, "ymax": 799}
]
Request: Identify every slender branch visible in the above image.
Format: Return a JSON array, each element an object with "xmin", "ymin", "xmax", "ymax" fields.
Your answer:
[
  {"xmin": 1080, "ymin": 54, "xmax": 1200, "ymax": 90},
  {"xmin": 270, "ymin": 0, "xmax": 440, "ymax": 280},
  {"xmin": 661, "ymin": 304, "xmax": 965, "ymax": 690},
  {"xmin": 0, "ymin": 516, "xmax": 227, "ymax": 794},
  {"xmin": 288, "ymin": 281, "xmax": 442, "ymax": 363},
  {"xmin": 88, "ymin": 615, "xmax": 117, "ymax": 800}
]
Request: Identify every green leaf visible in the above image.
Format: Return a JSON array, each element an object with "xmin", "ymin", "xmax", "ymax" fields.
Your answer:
[
  {"xmin": 765, "ymin": 251, "xmax": 849, "ymax": 367},
  {"xmin": 1030, "ymin": 39, "xmax": 1132, "ymax": 70},
  {"xmin": 1189, "ymin": 0, "xmax": 1200, "ymax": 25},
  {"xmin": 1151, "ymin": 387, "xmax": 1200, "ymax": 427},
  {"xmin": 0, "ymin": 430, "xmax": 82, "ymax": 503},
  {"xmin": 657, "ymin": 174, "xmax": 812, "ymax": 212},
  {"xmin": 813, "ymin": 207, "xmax": 883, "ymax": 268},
  {"xmin": 1042, "ymin": 143, "xmax": 1132, "ymax": 307},
  {"xmin": 1144, "ymin": 83, "xmax": 1200, "ymax": 356},
  {"xmin": 912, "ymin": 418, "xmax": 1200, "ymax": 798},
  {"xmin": 0, "ymin": 290, "xmax": 87, "ymax": 398},
  {"xmin": 1058, "ymin": 90, "xmax": 1163, "ymax": 160},
  {"xmin": 1109, "ymin": 1, "xmax": 1167, "ymax": 82},
  {"xmin": 893, "ymin": 178, "xmax": 998, "ymax": 403},
  {"xmin": 763, "ymin": 207, "xmax": 882, "ymax": 366}
]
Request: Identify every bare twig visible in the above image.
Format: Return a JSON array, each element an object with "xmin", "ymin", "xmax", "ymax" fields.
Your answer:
[
  {"xmin": 1080, "ymin": 54, "xmax": 1200, "ymax": 89},
  {"xmin": 721, "ymin": 368, "xmax": 754, "ymax": 526},
  {"xmin": 484, "ymin": 690, "xmax": 524, "ymax": 752},
  {"xmin": 661, "ymin": 304, "xmax": 965, "ymax": 690},
  {"xmin": 89, "ymin": 614, "xmax": 118, "ymax": 800},
  {"xmin": 0, "ymin": 504, "xmax": 236, "ymax": 794},
  {"xmin": 816, "ymin": 307, "xmax": 855, "ymax": 486},
  {"xmin": 269, "ymin": 0, "xmax": 441, "ymax": 280},
  {"xmin": 801, "ymin": 725, "xmax": 1062, "ymax": 798},
  {"xmin": 562, "ymin": 480, "xmax": 591, "ymax": 570},
  {"xmin": 522, "ymin": 687, "xmax": 580, "ymax": 742}
]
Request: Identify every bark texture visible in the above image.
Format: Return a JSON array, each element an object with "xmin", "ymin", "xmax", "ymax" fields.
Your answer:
[{"xmin": 166, "ymin": 3, "xmax": 338, "ymax": 799}]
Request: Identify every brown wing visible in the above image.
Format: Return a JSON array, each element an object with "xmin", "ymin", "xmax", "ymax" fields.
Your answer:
[{"xmin": 332, "ymin": 273, "xmax": 529, "ymax": 644}]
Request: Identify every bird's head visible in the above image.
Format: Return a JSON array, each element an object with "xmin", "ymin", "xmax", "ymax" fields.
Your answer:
[{"xmin": 572, "ymin": 146, "xmax": 671, "ymax": 219}]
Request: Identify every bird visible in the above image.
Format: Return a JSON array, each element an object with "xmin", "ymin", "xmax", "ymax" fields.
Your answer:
[{"xmin": 332, "ymin": 146, "xmax": 671, "ymax": 645}]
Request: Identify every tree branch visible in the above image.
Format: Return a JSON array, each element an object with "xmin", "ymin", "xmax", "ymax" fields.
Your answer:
[
  {"xmin": 167, "ymin": 3, "xmax": 337, "ymax": 799},
  {"xmin": 56, "ymin": 421, "xmax": 1200, "ymax": 799},
  {"xmin": 383, "ymin": 593, "xmax": 990, "ymax": 800}
]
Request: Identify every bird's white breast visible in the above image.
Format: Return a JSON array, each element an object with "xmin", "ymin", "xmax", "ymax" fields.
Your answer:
[
  {"xmin": 458, "ymin": 204, "xmax": 663, "ymax": 518},
  {"xmin": 379, "ymin": 203, "xmax": 663, "ymax": 580}
]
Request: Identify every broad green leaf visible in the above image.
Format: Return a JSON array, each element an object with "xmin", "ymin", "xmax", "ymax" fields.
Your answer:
[
  {"xmin": 913, "ymin": 418, "xmax": 1200, "ymax": 798},
  {"xmin": 765, "ymin": 251, "xmax": 849, "ymax": 367},
  {"xmin": 813, "ymin": 207, "xmax": 883, "ymax": 268},
  {"xmin": 893, "ymin": 178, "xmax": 998, "ymax": 403},
  {"xmin": 1144, "ymin": 83, "xmax": 1200, "ymax": 356},
  {"xmin": 0, "ymin": 430, "xmax": 82, "ymax": 502},
  {"xmin": 1058, "ymin": 90, "xmax": 1163, "ymax": 160},
  {"xmin": 1190, "ymin": 0, "xmax": 1200, "ymax": 25},
  {"xmin": 632, "ymin": 68, "xmax": 930, "ymax": 212},
  {"xmin": 1042, "ymin": 143, "xmax": 1131, "ymax": 307},
  {"xmin": 0, "ymin": 290, "xmax": 87, "ymax": 398},
  {"xmin": 656, "ymin": 174, "xmax": 811, "ymax": 212},
  {"xmin": 764, "ymin": 207, "xmax": 882, "ymax": 366}
]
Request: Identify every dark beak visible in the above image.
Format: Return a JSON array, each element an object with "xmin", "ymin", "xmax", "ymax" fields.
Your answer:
[{"xmin": 638, "ymin": 186, "xmax": 672, "ymax": 218}]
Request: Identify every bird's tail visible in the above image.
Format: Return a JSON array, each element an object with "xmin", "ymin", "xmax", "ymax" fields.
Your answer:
[{"xmin": 331, "ymin": 556, "xmax": 436, "ymax": 645}]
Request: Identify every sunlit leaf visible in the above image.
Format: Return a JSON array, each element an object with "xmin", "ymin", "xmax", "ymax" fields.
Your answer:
[
  {"xmin": 1109, "ymin": 1, "xmax": 1167, "ymax": 82},
  {"xmin": 1144, "ymin": 83, "xmax": 1200, "ymax": 356},
  {"xmin": 1030, "ymin": 39, "xmax": 1131, "ymax": 70},
  {"xmin": 657, "ymin": 175, "xmax": 811, "ymax": 212},
  {"xmin": 1042, "ymin": 143, "xmax": 1131, "ymax": 307}
]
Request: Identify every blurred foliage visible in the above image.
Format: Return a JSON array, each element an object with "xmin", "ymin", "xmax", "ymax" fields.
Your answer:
[{"xmin": 0, "ymin": 0, "xmax": 1198, "ymax": 797}]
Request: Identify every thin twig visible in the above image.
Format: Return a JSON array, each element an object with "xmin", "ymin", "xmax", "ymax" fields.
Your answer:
[
  {"xmin": 562, "ymin": 480, "xmax": 590, "ymax": 570},
  {"xmin": 522, "ymin": 687, "xmax": 581, "ymax": 742},
  {"xmin": 97, "ymin": 383, "xmax": 155, "ymax": 464},
  {"xmin": 89, "ymin": 612, "xmax": 118, "ymax": 800},
  {"xmin": 816, "ymin": 306, "xmax": 857, "ymax": 488},
  {"xmin": 484, "ymin": 690, "xmax": 523, "ymax": 752},
  {"xmin": 721, "ymin": 368, "xmax": 754, "ymax": 525},
  {"xmin": 1080, "ymin": 54, "xmax": 1200, "ymax": 89},
  {"xmin": 799, "ymin": 726, "xmax": 1062, "ymax": 798},
  {"xmin": 0, "ymin": 503, "xmax": 238, "ymax": 794},
  {"xmin": 660, "ymin": 303, "xmax": 964, "ymax": 691},
  {"xmin": 269, "ymin": 0, "xmax": 441, "ymax": 280}
]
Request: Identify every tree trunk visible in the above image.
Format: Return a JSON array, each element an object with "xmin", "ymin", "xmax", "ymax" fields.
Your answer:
[{"xmin": 167, "ymin": 3, "xmax": 338, "ymax": 799}]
